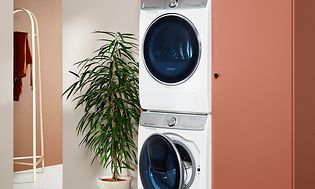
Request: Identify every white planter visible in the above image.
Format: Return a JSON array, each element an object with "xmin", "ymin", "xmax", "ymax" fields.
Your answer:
[{"xmin": 97, "ymin": 176, "xmax": 131, "ymax": 189}]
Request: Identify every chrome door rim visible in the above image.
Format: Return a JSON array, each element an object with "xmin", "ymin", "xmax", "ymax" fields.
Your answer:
[
  {"xmin": 173, "ymin": 140, "xmax": 196, "ymax": 189},
  {"xmin": 142, "ymin": 13, "xmax": 201, "ymax": 86},
  {"xmin": 140, "ymin": 133, "xmax": 184, "ymax": 189}
]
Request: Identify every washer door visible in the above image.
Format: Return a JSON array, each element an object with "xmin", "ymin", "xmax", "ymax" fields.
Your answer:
[
  {"xmin": 140, "ymin": 134, "xmax": 183, "ymax": 189},
  {"xmin": 143, "ymin": 14, "xmax": 200, "ymax": 85}
]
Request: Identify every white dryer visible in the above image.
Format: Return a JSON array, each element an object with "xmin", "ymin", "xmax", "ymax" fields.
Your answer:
[
  {"xmin": 139, "ymin": 0, "xmax": 212, "ymax": 114},
  {"xmin": 138, "ymin": 112, "xmax": 212, "ymax": 189}
]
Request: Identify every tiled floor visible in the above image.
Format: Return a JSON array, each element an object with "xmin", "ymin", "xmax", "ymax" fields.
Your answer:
[{"xmin": 14, "ymin": 164, "xmax": 62, "ymax": 189}]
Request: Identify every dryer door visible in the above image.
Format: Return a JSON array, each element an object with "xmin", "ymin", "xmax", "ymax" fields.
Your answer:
[
  {"xmin": 143, "ymin": 14, "xmax": 200, "ymax": 85},
  {"xmin": 140, "ymin": 134, "xmax": 183, "ymax": 189}
]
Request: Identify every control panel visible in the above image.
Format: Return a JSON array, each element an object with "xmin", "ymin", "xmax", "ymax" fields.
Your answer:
[
  {"xmin": 140, "ymin": 112, "xmax": 208, "ymax": 131},
  {"xmin": 141, "ymin": 0, "xmax": 208, "ymax": 10}
]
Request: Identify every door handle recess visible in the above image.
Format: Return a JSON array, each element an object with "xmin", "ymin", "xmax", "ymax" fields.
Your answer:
[{"xmin": 214, "ymin": 73, "xmax": 220, "ymax": 79}]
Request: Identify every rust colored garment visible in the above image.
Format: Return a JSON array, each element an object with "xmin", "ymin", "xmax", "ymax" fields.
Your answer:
[{"xmin": 14, "ymin": 31, "xmax": 32, "ymax": 101}]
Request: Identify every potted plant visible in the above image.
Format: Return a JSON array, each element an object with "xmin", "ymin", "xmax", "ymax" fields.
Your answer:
[{"xmin": 63, "ymin": 31, "xmax": 140, "ymax": 189}]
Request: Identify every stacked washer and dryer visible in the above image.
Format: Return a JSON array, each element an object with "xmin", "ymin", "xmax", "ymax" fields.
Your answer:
[{"xmin": 138, "ymin": 0, "xmax": 212, "ymax": 188}]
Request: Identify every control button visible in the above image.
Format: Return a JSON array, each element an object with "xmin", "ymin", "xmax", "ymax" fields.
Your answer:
[
  {"xmin": 169, "ymin": 0, "xmax": 179, "ymax": 8},
  {"xmin": 167, "ymin": 117, "xmax": 177, "ymax": 127}
]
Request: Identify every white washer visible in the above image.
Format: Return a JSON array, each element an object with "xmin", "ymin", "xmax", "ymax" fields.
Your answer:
[
  {"xmin": 139, "ymin": 0, "xmax": 212, "ymax": 114},
  {"xmin": 138, "ymin": 112, "xmax": 211, "ymax": 189}
]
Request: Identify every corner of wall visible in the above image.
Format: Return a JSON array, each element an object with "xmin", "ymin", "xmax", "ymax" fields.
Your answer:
[{"xmin": 0, "ymin": 0, "xmax": 13, "ymax": 188}]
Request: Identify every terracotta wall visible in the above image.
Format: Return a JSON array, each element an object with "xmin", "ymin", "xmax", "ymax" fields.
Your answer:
[
  {"xmin": 212, "ymin": 0, "xmax": 293, "ymax": 188},
  {"xmin": 13, "ymin": 0, "xmax": 62, "ymax": 171},
  {"xmin": 212, "ymin": 0, "xmax": 315, "ymax": 188}
]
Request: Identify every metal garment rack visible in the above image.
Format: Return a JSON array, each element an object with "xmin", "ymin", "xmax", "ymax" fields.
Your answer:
[{"xmin": 13, "ymin": 8, "xmax": 45, "ymax": 183}]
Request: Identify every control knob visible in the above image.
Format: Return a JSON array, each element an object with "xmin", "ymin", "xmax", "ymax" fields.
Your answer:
[
  {"xmin": 167, "ymin": 117, "xmax": 177, "ymax": 127},
  {"xmin": 169, "ymin": 0, "xmax": 179, "ymax": 8}
]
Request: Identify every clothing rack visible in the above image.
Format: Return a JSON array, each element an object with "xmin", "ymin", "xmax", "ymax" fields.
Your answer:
[{"xmin": 13, "ymin": 8, "xmax": 44, "ymax": 183}]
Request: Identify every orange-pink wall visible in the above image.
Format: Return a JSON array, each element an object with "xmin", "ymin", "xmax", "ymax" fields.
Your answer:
[
  {"xmin": 212, "ymin": 0, "xmax": 315, "ymax": 188},
  {"xmin": 14, "ymin": 0, "xmax": 62, "ymax": 171},
  {"xmin": 212, "ymin": 0, "xmax": 293, "ymax": 188}
]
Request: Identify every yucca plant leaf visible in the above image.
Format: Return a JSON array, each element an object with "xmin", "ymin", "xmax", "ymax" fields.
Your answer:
[{"xmin": 63, "ymin": 31, "xmax": 140, "ymax": 181}]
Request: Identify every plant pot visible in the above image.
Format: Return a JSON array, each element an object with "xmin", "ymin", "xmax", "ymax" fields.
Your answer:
[{"xmin": 97, "ymin": 176, "xmax": 131, "ymax": 189}]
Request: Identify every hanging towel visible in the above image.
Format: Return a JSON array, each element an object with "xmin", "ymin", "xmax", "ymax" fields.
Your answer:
[{"xmin": 14, "ymin": 31, "xmax": 32, "ymax": 101}]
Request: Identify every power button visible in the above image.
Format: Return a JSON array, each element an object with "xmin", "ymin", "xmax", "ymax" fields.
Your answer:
[{"xmin": 167, "ymin": 117, "xmax": 177, "ymax": 127}]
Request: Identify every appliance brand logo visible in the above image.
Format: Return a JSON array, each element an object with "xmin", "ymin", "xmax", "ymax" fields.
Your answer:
[{"xmin": 166, "ymin": 67, "xmax": 176, "ymax": 71}]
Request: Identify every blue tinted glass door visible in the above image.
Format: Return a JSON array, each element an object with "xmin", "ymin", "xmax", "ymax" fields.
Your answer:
[
  {"xmin": 143, "ymin": 14, "xmax": 200, "ymax": 85},
  {"xmin": 140, "ymin": 134, "xmax": 183, "ymax": 189}
]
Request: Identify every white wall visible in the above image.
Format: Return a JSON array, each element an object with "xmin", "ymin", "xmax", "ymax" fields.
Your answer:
[
  {"xmin": 62, "ymin": 0, "xmax": 140, "ymax": 189},
  {"xmin": 0, "ymin": 0, "xmax": 13, "ymax": 189}
]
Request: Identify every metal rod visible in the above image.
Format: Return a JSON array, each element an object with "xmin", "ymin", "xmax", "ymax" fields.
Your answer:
[
  {"xmin": 14, "ymin": 158, "xmax": 43, "ymax": 166},
  {"xmin": 13, "ymin": 156, "xmax": 43, "ymax": 160},
  {"xmin": 14, "ymin": 162, "xmax": 34, "ymax": 166}
]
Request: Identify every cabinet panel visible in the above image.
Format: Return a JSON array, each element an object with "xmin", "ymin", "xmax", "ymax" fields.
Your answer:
[
  {"xmin": 212, "ymin": 0, "xmax": 293, "ymax": 188},
  {"xmin": 294, "ymin": 0, "xmax": 315, "ymax": 188}
]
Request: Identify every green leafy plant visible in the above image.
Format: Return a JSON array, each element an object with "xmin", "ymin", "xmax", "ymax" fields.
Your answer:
[{"xmin": 63, "ymin": 31, "xmax": 140, "ymax": 181}]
